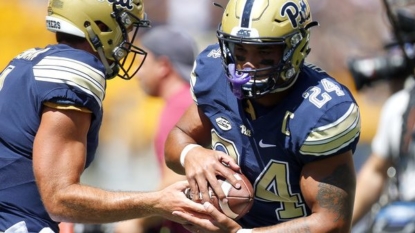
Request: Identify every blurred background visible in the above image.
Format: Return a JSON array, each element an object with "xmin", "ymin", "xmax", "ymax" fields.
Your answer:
[{"xmin": 0, "ymin": 0, "xmax": 394, "ymax": 229}]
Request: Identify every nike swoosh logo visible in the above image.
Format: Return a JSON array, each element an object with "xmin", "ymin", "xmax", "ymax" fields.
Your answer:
[{"xmin": 259, "ymin": 139, "xmax": 276, "ymax": 148}]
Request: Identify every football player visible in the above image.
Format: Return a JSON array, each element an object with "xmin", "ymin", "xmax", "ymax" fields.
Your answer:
[
  {"xmin": 164, "ymin": 0, "xmax": 361, "ymax": 232},
  {"xmin": 0, "ymin": 1, "xmax": 205, "ymax": 232}
]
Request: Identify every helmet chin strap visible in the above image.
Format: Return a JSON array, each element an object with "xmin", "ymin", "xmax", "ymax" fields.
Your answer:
[
  {"xmin": 270, "ymin": 72, "xmax": 299, "ymax": 93},
  {"xmin": 85, "ymin": 25, "xmax": 116, "ymax": 79}
]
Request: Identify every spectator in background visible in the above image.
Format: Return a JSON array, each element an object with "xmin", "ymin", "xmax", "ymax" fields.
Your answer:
[
  {"xmin": 352, "ymin": 78, "xmax": 415, "ymax": 232},
  {"xmin": 115, "ymin": 26, "xmax": 198, "ymax": 233},
  {"xmin": 351, "ymin": 4, "xmax": 415, "ymax": 233}
]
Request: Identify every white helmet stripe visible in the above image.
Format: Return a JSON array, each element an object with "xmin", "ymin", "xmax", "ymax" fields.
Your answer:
[{"xmin": 240, "ymin": 0, "xmax": 255, "ymax": 28}]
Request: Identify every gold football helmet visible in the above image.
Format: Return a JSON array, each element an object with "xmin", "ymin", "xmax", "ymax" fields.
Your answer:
[
  {"xmin": 217, "ymin": 0, "xmax": 318, "ymax": 98},
  {"xmin": 46, "ymin": 0, "xmax": 151, "ymax": 79}
]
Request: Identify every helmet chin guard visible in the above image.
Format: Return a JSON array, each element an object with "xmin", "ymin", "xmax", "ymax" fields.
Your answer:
[{"xmin": 227, "ymin": 64, "xmax": 252, "ymax": 99}]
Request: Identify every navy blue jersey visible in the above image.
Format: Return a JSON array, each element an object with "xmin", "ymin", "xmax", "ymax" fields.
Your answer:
[
  {"xmin": 0, "ymin": 44, "xmax": 105, "ymax": 232},
  {"xmin": 191, "ymin": 43, "xmax": 361, "ymax": 228}
]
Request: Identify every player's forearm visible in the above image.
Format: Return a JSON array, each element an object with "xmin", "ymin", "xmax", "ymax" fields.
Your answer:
[
  {"xmin": 164, "ymin": 126, "xmax": 197, "ymax": 175},
  {"xmin": 352, "ymin": 169, "xmax": 385, "ymax": 225},
  {"xmin": 352, "ymin": 194, "xmax": 374, "ymax": 226},
  {"xmin": 44, "ymin": 183, "xmax": 161, "ymax": 223},
  {"xmin": 250, "ymin": 213, "xmax": 350, "ymax": 233}
]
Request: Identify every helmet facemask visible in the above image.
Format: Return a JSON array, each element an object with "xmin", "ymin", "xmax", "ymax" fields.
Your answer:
[
  {"xmin": 104, "ymin": 6, "xmax": 148, "ymax": 80},
  {"xmin": 97, "ymin": 4, "xmax": 150, "ymax": 80}
]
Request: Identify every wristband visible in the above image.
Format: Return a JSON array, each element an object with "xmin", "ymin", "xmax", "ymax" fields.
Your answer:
[
  {"xmin": 180, "ymin": 144, "xmax": 201, "ymax": 167},
  {"xmin": 237, "ymin": 229, "xmax": 253, "ymax": 233}
]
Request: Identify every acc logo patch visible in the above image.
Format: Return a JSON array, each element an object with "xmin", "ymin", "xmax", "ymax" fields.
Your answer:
[
  {"xmin": 236, "ymin": 29, "xmax": 251, "ymax": 37},
  {"xmin": 216, "ymin": 117, "xmax": 232, "ymax": 131},
  {"xmin": 280, "ymin": 0, "xmax": 310, "ymax": 28}
]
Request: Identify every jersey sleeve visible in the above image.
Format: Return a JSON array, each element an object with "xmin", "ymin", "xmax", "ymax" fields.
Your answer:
[
  {"xmin": 299, "ymin": 102, "xmax": 361, "ymax": 157},
  {"xmin": 33, "ymin": 50, "xmax": 106, "ymax": 115},
  {"xmin": 190, "ymin": 43, "xmax": 228, "ymax": 110},
  {"xmin": 286, "ymin": 70, "xmax": 362, "ymax": 164}
]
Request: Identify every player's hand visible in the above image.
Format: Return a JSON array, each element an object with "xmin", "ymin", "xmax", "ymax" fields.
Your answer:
[
  {"xmin": 173, "ymin": 202, "xmax": 242, "ymax": 233},
  {"xmin": 183, "ymin": 147, "xmax": 241, "ymax": 203},
  {"xmin": 156, "ymin": 180, "xmax": 207, "ymax": 224}
]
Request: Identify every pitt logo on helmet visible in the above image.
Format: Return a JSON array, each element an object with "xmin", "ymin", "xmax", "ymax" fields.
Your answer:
[
  {"xmin": 281, "ymin": 0, "xmax": 310, "ymax": 28},
  {"xmin": 108, "ymin": 0, "xmax": 134, "ymax": 10}
]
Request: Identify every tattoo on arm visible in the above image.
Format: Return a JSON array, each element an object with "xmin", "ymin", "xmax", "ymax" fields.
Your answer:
[{"xmin": 316, "ymin": 164, "xmax": 355, "ymax": 222}]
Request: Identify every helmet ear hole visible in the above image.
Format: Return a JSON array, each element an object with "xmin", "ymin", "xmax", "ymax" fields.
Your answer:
[{"xmin": 95, "ymin": 21, "xmax": 110, "ymax": 32}]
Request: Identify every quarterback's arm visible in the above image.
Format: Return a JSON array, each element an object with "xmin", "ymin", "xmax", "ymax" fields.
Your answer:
[
  {"xmin": 165, "ymin": 103, "xmax": 241, "ymax": 202},
  {"xmin": 352, "ymin": 152, "xmax": 392, "ymax": 225},
  {"xmin": 173, "ymin": 150, "xmax": 356, "ymax": 233},
  {"xmin": 115, "ymin": 156, "xmax": 190, "ymax": 233},
  {"xmin": 33, "ymin": 106, "xmax": 205, "ymax": 223}
]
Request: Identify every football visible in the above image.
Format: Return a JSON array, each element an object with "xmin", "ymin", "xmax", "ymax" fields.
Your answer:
[{"xmin": 184, "ymin": 173, "xmax": 254, "ymax": 220}]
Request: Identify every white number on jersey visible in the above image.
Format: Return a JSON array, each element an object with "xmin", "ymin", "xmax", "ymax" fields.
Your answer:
[
  {"xmin": 0, "ymin": 65, "xmax": 15, "ymax": 92},
  {"xmin": 302, "ymin": 78, "xmax": 345, "ymax": 108}
]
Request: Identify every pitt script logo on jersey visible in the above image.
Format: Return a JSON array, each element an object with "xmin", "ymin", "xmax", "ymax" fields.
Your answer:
[
  {"xmin": 281, "ymin": 0, "xmax": 310, "ymax": 28},
  {"xmin": 240, "ymin": 125, "xmax": 251, "ymax": 137}
]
